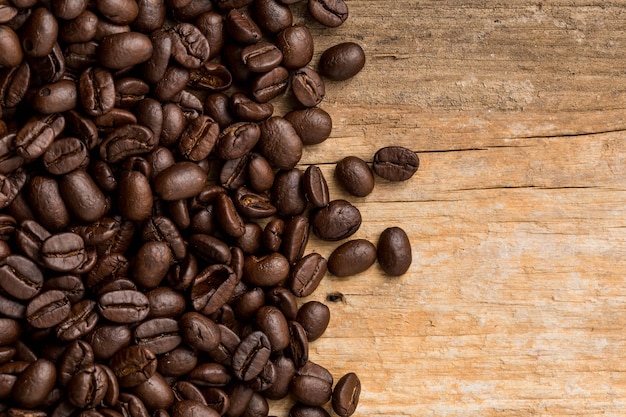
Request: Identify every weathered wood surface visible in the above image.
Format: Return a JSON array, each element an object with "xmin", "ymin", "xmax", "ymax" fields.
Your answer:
[{"xmin": 275, "ymin": 1, "xmax": 626, "ymax": 416}]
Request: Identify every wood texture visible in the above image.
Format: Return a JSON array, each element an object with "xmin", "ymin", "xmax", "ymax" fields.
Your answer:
[{"xmin": 274, "ymin": 1, "xmax": 626, "ymax": 416}]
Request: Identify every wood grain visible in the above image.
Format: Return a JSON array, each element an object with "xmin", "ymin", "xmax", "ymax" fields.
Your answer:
[{"xmin": 272, "ymin": 1, "xmax": 626, "ymax": 416}]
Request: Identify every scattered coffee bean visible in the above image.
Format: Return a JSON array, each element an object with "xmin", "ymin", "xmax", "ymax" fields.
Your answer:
[
  {"xmin": 334, "ymin": 155, "xmax": 375, "ymax": 197},
  {"xmin": 372, "ymin": 145, "xmax": 420, "ymax": 181},
  {"xmin": 332, "ymin": 372, "xmax": 361, "ymax": 417},
  {"xmin": 377, "ymin": 226, "xmax": 412, "ymax": 276},
  {"xmin": 328, "ymin": 239, "xmax": 377, "ymax": 277}
]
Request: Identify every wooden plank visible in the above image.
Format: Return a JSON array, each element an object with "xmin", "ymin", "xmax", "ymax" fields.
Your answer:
[{"xmin": 271, "ymin": 1, "xmax": 626, "ymax": 416}]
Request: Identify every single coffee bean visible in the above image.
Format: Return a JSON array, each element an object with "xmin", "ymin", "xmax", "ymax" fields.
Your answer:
[
  {"xmin": 30, "ymin": 42, "xmax": 65, "ymax": 84},
  {"xmin": 302, "ymin": 165, "xmax": 329, "ymax": 207},
  {"xmin": 42, "ymin": 137, "xmax": 89, "ymax": 175},
  {"xmin": 246, "ymin": 153, "xmax": 274, "ymax": 192},
  {"xmin": 11, "ymin": 359, "xmax": 56, "ymax": 408},
  {"xmin": 55, "ymin": 299, "xmax": 99, "ymax": 341},
  {"xmin": 65, "ymin": 110, "xmax": 98, "ymax": 149},
  {"xmin": 225, "ymin": 9, "xmax": 261, "ymax": 45},
  {"xmin": 109, "ymin": 345, "xmax": 157, "ymax": 388},
  {"xmin": 215, "ymin": 121, "xmax": 260, "ymax": 160},
  {"xmin": 271, "ymin": 168, "xmax": 307, "ymax": 217},
  {"xmin": 171, "ymin": 400, "xmax": 219, "ymax": 417},
  {"xmin": 86, "ymin": 324, "xmax": 131, "ymax": 360},
  {"xmin": 99, "ymin": 124, "xmax": 156, "ymax": 163},
  {"xmin": 0, "ymin": 293, "xmax": 25, "ymax": 319},
  {"xmin": 310, "ymin": 199, "xmax": 361, "ymax": 241},
  {"xmin": 0, "ymin": 25, "xmax": 22, "ymax": 67},
  {"xmin": 0, "ymin": 254, "xmax": 43, "ymax": 300},
  {"xmin": 134, "ymin": 318, "xmax": 181, "ymax": 355},
  {"xmin": 158, "ymin": 346, "xmax": 198, "ymax": 378},
  {"xmin": 289, "ymin": 404, "xmax": 331, "ymax": 417},
  {"xmin": 117, "ymin": 393, "xmax": 150, "ymax": 417},
  {"xmin": 284, "ymin": 107, "xmax": 332, "ymax": 146},
  {"xmin": 0, "ymin": 61, "xmax": 30, "ymax": 108},
  {"xmin": 296, "ymin": 301, "xmax": 330, "ymax": 342},
  {"xmin": 132, "ymin": 241, "xmax": 172, "ymax": 289},
  {"xmin": 143, "ymin": 216, "xmax": 187, "ymax": 261},
  {"xmin": 169, "ymin": 23, "xmax": 210, "ymax": 69},
  {"xmin": 31, "ymin": 80, "xmax": 78, "ymax": 114},
  {"xmin": 100, "ymin": 364, "xmax": 120, "ymax": 407},
  {"xmin": 372, "ymin": 145, "xmax": 419, "ymax": 181},
  {"xmin": 277, "ymin": 25, "xmax": 313, "ymax": 69},
  {"xmin": 59, "ymin": 11, "xmax": 98, "ymax": 44},
  {"xmin": 234, "ymin": 222, "xmax": 262, "ymax": 254},
  {"xmin": 98, "ymin": 290, "xmax": 150, "ymax": 323},
  {"xmin": 59, "ymin": 169, "xmax": 107, "ymax": 223},
  {"xmin": 189, "ymin": 233, "xmax": 231, "ymax": 264},
  {"xmin": 233, "ymin": 186, "xmax": 276, "ymax": 219},
  {"xmin": 254, "ymin": 306, "xmax": 290, "ymax": 352},
  {"xmin": 172, "ymin": 0, "xmax": 214, "ymax": 22},
  {"xmin": 334, "ymin": 155, "xmax": 375, "ymax": 197},
  {"xmin": 328, "ymin": 239, "xmax": 377, "ymax": 277},
  {"xmin": 143, "ymin": 30, "xmax": 172, "ymax": 84},
  {"xmin": 250, "ymin": 66, "xmax": 289, "ymax": 103},
  {"xmin": 188, "ymin": 62, "xmax": 233, "ymax": 92},
  {"xmin": 203, "ymin": 92, "xmax": 234, "ymax": 129},
  {"xmin": 258, "ymin": 116, "xmax": 302, "ymax": 170},
  {"xmin": 117, "ymin": 78, "xmax": 150, "ymax": 108},
  {"xmin": 133, "ymin": 0, "xmax": 165, "ymax": 32},
  {"xmin": 96, "ymin": 0, "xmax": 138, "ymax": 25},
  {"xmin": 15, "ymin": 113, "xmax": 65, "ymax": 161},
  {"xmin": 308, "ymin": 0, "xmax": 348, "ymax": 28},
  {"xmin": 286, "ymin": 320, "xmax": 309, "ymax": 368},
  {"xmin": 243, "ymin": 252, "xmax": 290, "ymax": 287},
  {"xmin": 27, "ymin": 175, "xmax": 70, "ymax": 232},
  {"xmin": 0, "ymin": 318, "xmax": 20, "ymax": 346},
  {"xmin": 190, "ymin": 264, "xmax": 239, "ymax": 315},
  {"xmin": 25, "ymin": 290, "xmax": 71, "ymax": 328},
  {"xmin": 289, "ymin": 360, "xmax": 333, "ymax": 406},
  {"xmin": 281, "ymin": 215, "xmax": 309, "ymax": 265},
  {"xmin": 97, "ymin": 32, "xmax": 153, "ymax": 69},
  {"xmin": 332, "ymin": 372, "xmax": 361, "ymax": 417},
  {"xmin": 56, "ymin": 340, "xmax": 94, "ymax": 387},
  {"xmin": 21, "ymin": 8, "xmax": 58, "ymax": 57},
  {"xmin": 253, "ymin": 0, "xmax": 292, "ymax": 34},
  {"xmin": 178, "ymin": 115, "xmax": 218, "ymax": 161},
  {"xmin": 292, "ymin": 67, "xmax": 325, "ymax": 108},
  {"xmin": 231, "ymin": 330, "xmax": 271, "ymax": 381},
  {"xmin": 377, "ymin": 226, "xmax": 412, "ymax": 276},
  {"xmin": 153, "ymin": 161, "xmax": 207, "ymax": 200},
  {"xmin": 289, "ymin": 253, "xmax": 327, "ymax": 297},
  {"xmin": 40, "ymin": 232, "xmax": 86, "ymax": 272},
  {"xmin": 187, "ymin": 362, "xmax": 231, "ymax": 387},
  {"xmin": 51, "ymin": 0, "xmax": 88, "ymax": 19},
  {"xmin": 241, "ymin": 41, "xmax": 283, "ymax": 73},
  {"xmin": 67, "ymin": 365, "xmax": 109, "ymax": 408},
  {"xmin": 179, "ymin": 312, "xmax": 221, "ymax": 353},
  {"xmin": 215, "ymin": 193, "xmax": 246, "ymax": 237},
  {"xmin": 319, "ymin": 41, "xmax": 365, "ymax": 81},
  {"xmin": 229, "ymin": 94, "xmax": 273, "ymax": 123},
  {"xmin": 153, "ymin": 66, "xmax": 190, "ymax": 102},
  {"xmin": 132, "ymin": 372, "xmax": 175, "ymax": 411},
  {"xmin": 146, "ymin": 286, "xmax": 186, "ymax": 318},
  {"xmin": 79, "ymin": 66, "xmax": 115, "ymax": 116}
]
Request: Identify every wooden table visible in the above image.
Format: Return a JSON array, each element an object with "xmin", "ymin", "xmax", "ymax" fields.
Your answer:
[{"xmin": 275, "ymin": 1, "xmax": 626, "ymax": 416}]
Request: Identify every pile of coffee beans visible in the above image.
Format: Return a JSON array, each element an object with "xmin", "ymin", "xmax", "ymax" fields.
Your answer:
[{"xmin": 0, "ymin": 0, "xmax": 419, "ymax": 417}]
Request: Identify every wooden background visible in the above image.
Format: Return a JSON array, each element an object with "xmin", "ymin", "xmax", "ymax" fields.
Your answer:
[{"xmin": 272, "ymin": 1, "xmax": 626, "ymax": 416}]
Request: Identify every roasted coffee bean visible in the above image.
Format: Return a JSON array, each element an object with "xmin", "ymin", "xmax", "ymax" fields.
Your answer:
[
  {"xmin": 189, "ymin": 233, "xmax": 231, "ymax": 264},
  {"xmin": 0, "ymin": 318, "xmax": 20, "ymax": 346},
  {"xmin": 225, "ymin": 9, "xmax": 261, "ymax": 45},
  {"xmin": 25, "ymin": 290, "xmax": 70, "ymax": 329},
  {"xmin": 85, "ymin": 324, "xmax": 131, "ymax": 360},
  {"xmin": 319, "ymin": 41, "xmax": 365, "ymax": 81},
  {"xmin": 31, "ymin": 42, "xmax": 65, "ymax": 83},
  {"xmin": 40, "ymin": 232, "xmax": 86, "ymax": 272},
  {"xmin": 232, "ymin": 330, "xmax": 271, "ymax": 381},
  {"xmin": 310, "ymin": 199, "xmax": 361, "ymax": 241},
  {"xmin": 171, "ymin": 0, "xmax": 214, "ymax": 22},
  {"xmin": 79, "ymin": 66, "xmax": 115, "ymax": 116},
  {"xmin": 96, "ymin": 0, "xmax": 138, "ymax": 25},
  {"xmin": 117, "ymin": 78, "xmax": 150, "ymax": 108},
  {"xmin": 179, "ymin": 312, "xmax": 221, "ymax": 352},
  {"xmin": 289, "ymin": 253, "xmax": 327, "ymax": 297},
  {"xmin": 133, "ymin": 0, "xmax": 165, "ymax": 32},
  {"xmin": 117, "ymin": 393, "xmax": 150, "ymax": 417},
  {"xmin": 0, "ymin": 168, "xmax": 26, "ymax": 210},
  {"xmin": 27, "ymin": 175, "xmax": 70, "ymax": 232},
  {"xmin": 254, "ymin": 306, "xmax": 289, "ymax": 352},
  {"xmin": 233, "ymin": 287, "xmax": 264, "ymax": 320},
  {"xmin": 98, "ymin": 290, "xmax": 150, "ymax": 323},
  {"xmin": 169, "ymin": 23, "xmax": 210, "ymax": 69},
  {"xmin": 153, "ymin": 66, "xmax": 190, "ymax": 102},
  {"xmin": 219, "ymin": 155, "xmax": 248, "ymax": 190},
  {"xmin": 153, "ymin": 161, "xmax": 207, "ymax": 200},
  {"xmin": 59, "ymin": 169, "xmax": 107, "ymax": 223},
  {"xmin": 290, "ymin": 361, "xmax": 333, "ymax": 406},
  {"xmin": 0, "ymin": 25, "xmax": 22, "ymax": 67},
  {"xmin": 204, "ymin": 93, "xmax": 234, "ymax": 129},
  {"xmin": 377, "ymin": 226, "xmax": 412, "ymax": 276},
  {"xmin": 57, "ymin": 340, "xmax": 94, "ymax": 387},
  {"xmin": 158, "ymin": 346, "xmax": 197, "ymax": 377},
  {"xmin": 372, "ymin": 145, "xmax": 419, "ymax": 181},
  {"xmin": 277, "ymin": 25, "xmax": 314, "ymax": 69},
  {"xmin": 187, "ymin": 362, "xmax": 231, "ymax": 387},
  {"xmin": 308, "ymin": 0, "xmax": 348, "ymax": 28},
  {"xmin": 328, "ymin": 239, "xmax": 377, "ymax": 277},
  {"xmin": 191, "ymin": 264, "xmax": 239, "ymax": 315},
  {"xmin": 292, "ymin": 67, "xmax": 325, "ymax": 107},
  {"xmin": 178, "ymin": 115, "xmax": 219, "ymax": 161},
  {"xmin": 289, "ymin": 404, "xmax": 331, "ymax": 417},
  {"xmin": 132, "ymin": 372, "xmax": 175, "ymax": 411},
  {"xmin": 296, "ymin": 301, "xmax": 330, "ymax": 344},
  {"xmin": 67, "ymin": 365, "xmax": 108, "ymax": 408},
  {"xmin": 0, "ymin": 293, "xmax": 26, "ymax": 319},
  {"xmin": 243, "ymin": 253, "xmax": 290, "ymax": 289},
  {"xmin": 282, "ymin": 215, "xmax": 309, "ymax": 265},
  {"xmin": 143, "ymin": 30, "xmax": 172, "ymax": 84},
  {"xmin": 171, "ymin": 400, "xmax": 219, "ymax": 417},
  {"xmin": 332, "ymin": 373, "xmax": 360, "ymax": 417},
  {"xmin": 233, "ymin": 186, "xmax": 276, "ymax": 219},
  {"xmin": 56, "ymin": 299, "xmax": 99, "ymax": 341},
  {"xmin": 146, "ymin": 286, "xmax": 186, "ymax": 318},
  {"xmin": 188, "ymin": 62, "xmax": 232, "ymax": 92},
  {"xmin": 253, "ymin": 0, "xmax": 292, "ymax": 34},
  {"xmin": 0, "ymin": 254, "xmax": 43, "ymax": 300},
  {"xmin": 195, "ymin": 12, "xmax": 224, "ymax": 60},
  {"xmin": 262, "ymin": 218, "xmax": 283, "ymax": 253},
  {"xmin": 215, "ymin": 193, "xmax": 245, "ymax": 237},
  {"xmin": 64, "ymin": 41, "xmax": 98, "ymax": 71},
  {"xmin": 21, "ymin": 8, "xmax": 58, "ymax": 57},
  {"xmin": 258, "ymin": 116, "xmax": 302, "ymax": 170},
  {"xmin": 134, "ymin": 318, "xmax": 181, "ymax": 355},
  {"xmin": 51, "ymin": 0, "xmax": 88, "ymax": 19},
  {"xmin": 15, "ymin": 113, "xmax": 65, "ymax": 161},
  {"xmin": 234, "ymin": 222, "xmax": 262, "ymax": 254},
  {"xmin": 109, "ymin": 345, "xmax": 157, "ymax": 388},
  {"xmin": 43, "ymin": 275, "xmax": 84, "ymax": 303},
  {"xmin": 143, "ymin": 216, "xmax": 187, "ymax": 261},
  {"xmin": 303, "ymin": 165, "xmax": 329, "ymax": 207},
  {"xmin": 263, "ymin": 356, "xmax": 295, "ymax": 400},
  {"xmin": 0, "ymin": 1, "xmax": 17, "ymax": 24},
  {"xmin": 97, "ymin": 32, "xmax": 153, "ymax": 69},
  {"xmin": 65, "ymin": 110, "xmax": 99, "ymax": 149},
  {"xmin": 272, "ymin": 168, "xmax": 307, "ymax": 217},
  {"xmin": 229, "ymin": 94, "xmax": 272, "ymax": 123},
  {"xmin": 215, "ymin": 121, "xmax": 260, "ymax": 160},
  {"xmin": 286, "ymin": 320, "xmax": 308, "ymax": 368},
  {"xmin": 334, "ymin": 156, "xmax": 374, "ymax": 197},
  {"xmin": 59, "ymin": 10, "xmax": 98, "ymax": 43},
  {"xmin": 31, "ymin": 80, "xmax": 78, "ymax": 114},
  {"xmin": 250, "ymin": 66, "xmax": 289, "ymax": 103},
  {"xmin": 42, "ymin": 137, "xmax": 89, "ymax": 175},
  {"xmin": 11, "ymin": 359, "xmax": 56, "ymax": 408},
  {"xmin": 100, "ymin": 124, "xmax": 156, "ymax": 163},
  {"xmin": 0, "ymin": 133, "xmax": 23, "ymax": 174},
  {"xmin": 132, "ymin": 241, "xmax": 172, "ymax": 289},
  {"xmin": 247, "ymin": 153, "xmax": 274, "ymax": 192},
  {"xmin": 0, "ymin": 62, "xmax": 30, "ymax": 108},
  {"xmin": 241, "ymin": 41, "xmax": 283, "ymax": 73}
]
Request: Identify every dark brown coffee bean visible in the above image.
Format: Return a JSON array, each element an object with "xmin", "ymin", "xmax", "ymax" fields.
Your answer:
[
  {"xmin": 272, "ymin": 168, "xmax": 307, "ymax": 217},
  {"xmin": 241, "ymin": 41, "xmax": 283, "ymax": 73},
  {"xmin": 21, "ymin": 8, "xmax": 58, "ymax": 57},
  {"xmin": 0, "ymin": 318, "xmax": 20, "ymax": 346},
  {"xmin": 143, "ymin": 30, "xmax": 172, "ymax": 84},
  {"xmin": 64, "ymin": 41, "xmax": 98, "ymax": 71},
  {"xmin": 372, "ymin": 145, "xmax": 419, "ymax": 181},
  {"xmin": 59, "ymin": 10, "xmax": 98, "ymax": 43},
  {"xmin": 56, "ymin": 299, "xmax": 99, "ymax": 341},
  {"xmin": 59, "ymin": 169, "xmax": 107, "ymax": 223},
  {"xmin": 0, "ymin": 293, "xmax": 25, "ymax": 319},
  {"xmin": 334, "ymin": 156, "xmax": 374, "ymax": 197},
  {"xmin": 40, "ymin": 232, "xmax": 86, "ymax": 272},
  {"xmin": 246, "ymin": 153, "xmax": 273, "ymax": 192},
  {"xmin": 153, "ymin": 66, "xmax": 190, "ymax": 102},
  {"xmin": 100, "ymin": 124, "xmax": 156, "ymax": 163},
  {"xmin": 377, "ymin": 226, "xmax": 412, "ymax": 276},
  {"xmin": 232, "ymin": 331, "xmax": 271, "ymax": 381},
  {"xmin": 289, "ymin": 404, "xmax": 330, "ymax": 417},
  {"xmin": 84, "ymin": 324, "xmax": 130, "ymax": 361},
  {"xmin": 282, "ymin": 215, "xmax": 309, "ymax": 265},
  {"xmin": 289, "ymin": 253, "xmax": 327, "ymax": 297},
  {"xmin": 319, "ymin": 41, "xmax": 365, "ymax": 82},
  {"xmin": 143, "ymin": 216, "xmax": 187, "ymax": 261},
  {"xmin": 86, "ymin": 253, "xmax": 129, "ymax": 290},
  {"xmin": 65, "ymin": 110, "xmax": 98, "ymax": 149},
  {"xmin": 178, "ymin": 312, "xmax": 220, "ymax": 354},
  {"xmin": 32, "ymin": 80, "xmax": 78, "ymax": 114},
  {"xmin": 11, "ymin": 359, "xmax": 56, "ymax": 408},
  {"xmin": 153, "ymin": 161, "xmax": 207, "ymax": 200},
  {"xmin": 57, "ymin": 340, "xmax": 94, "ymax": 387},
  {"xmin": 215, "ymin": 193, "xmax": 245, "ymax": 237},
  {"xmin": 51, "ymin": 0, "xmax": 88, "ymax": 19},
  {"xmin": 232, "ymin": 287, "xmax": 264, "ymax": 321},
  {"xmin": 332, "ymin": 373, "xmax": 360, "ymax": 417},
  {"xmin": 310, "ymin": 199, "xmax": 361, "ymax": 241},
  {"xmin": 178, "ymin": 115, "xmax": 219, "ymax": 161},
  {"xmin": 308, "ymin": 0, "xmax": 348, "ymax": 28},
  {"xmin": 253, "ymin": 0, "xmax": 292, "ymax": 34},
  {"xmin": 132, "ymin": 372, "xmax": 175, "ymax": 411},
  {"xmin": 0, "ymin": 169, "xmax": 26, "ymax": 210},
  {"xmin": 134, "ymin": 318, "xmax": 181, "ymax": 355},
  {"xmin": 277, "ymin": 25, "xmax": 313, "ymax": 69},
  {"xmin": 286, "ymin": 320, "xmax": 308, "ymax": 368},
  {"xmin": 255, "ymin": 306, "xmax": 289, "ymax": 352},
  {"xmin": 0, "ymin": 254, "xmax": 43, "ymax": 300},
  {"xmin": 171, "ymin": 0, "xmax": 213, "ymax": 22},
  {"xmin": 96, "ymin": 0, "xmax": 138, "ymax": 25},
  {"xmin": 0, "ymin": 1, "xmax": 17, "ymax": 24},
  {"xmin": 234, "ymin": 222, "xmax": 262, "ymax": 255},
  {"xmin": 219, "ymin": 155, "xmax": 248, "ymax": 190},
  {"xmin": 158, "ymin": 346, "xmax": 197, "ymax": 377},
  {"xmin": 250, "ymin": 66, "xmax": 288, "ymax": 103},
  {"xmin": 302, "ymin": 165, "xmax": 329, "ymax": 207},
  {"xmin": 243, "ymin": 252, "xmax": 290, "ymax": 287},
  {"xmin": 195, "ymin": 12, "xmax": 223, "ymax": 60},
  {"xmin": 169, "ymin": 23, "xmax": 210, "ymax": 69},
  {"xmin": 117, "ymin": 78, "xmax": 150, "ymax": 108},
  {"xmin": 262, "ymin": 218, "xmax": 283, "ymax": 253},
  {"xmin": 133, "ymin": 0, "xmax": 165, "ymax": 32},
  {"xmin": 296, "ymin": 301, "xmax": 330, "ymax": 342},
  {"xmin": 25, "ymin": 290, "xmax": 70, "ymax": 328},
  {"xmin": 15, "ymin": 113, "xmax": 64, "ymax": 161},
  {"xmin": 189, "ymin": 233, "xmax": 231, "ymax": 264},
  {"xmin": 42, "ymin": 137, "xmax": 89, "ymax": 175},
  {"xmin": 97, "ymin": 32, "xmax": 153, "ymax": 69},
  {"xmin": 188, "ymin": 62, "xmax": 232, "ymax": 92},
  {"xmin": 258, "ymin": 116, "xmax": 302, "ymax": 170},
  {"xmin": 132, "ymin": 241, "xmax": 172, "ymax": 289},
  {"xmin": 215, "ymin": 122, "xmax": 260, "ymax": 160},
  {"xmin": 289, "ymin": 361, "xmax": 333, "ymax": 406},
  {"xmin": 27, "ymin": 175, "xmax": 70, "ymax": 232},
  {"xmin": 98, "ymin": 290, "xmax": 150, "ymax": 323},
  {"xmin": 172, "ymin": 400, "xmax": 219, "ymax": 417},
  {"xmin": 0, "ymin": 25, "xmax": 22, "ymax": 67},
  {"xmin": 0, "ymin": 61, "xmax": 30, "ymax": 108},
  {"xmin": 203, "ymin": 93, "xmax": 234, "ymax": 130},
  {"xmin": 188, "ymin": 362, "xmax": 231, "ymax": 387},
  {"xmin": 328, "ymin": 239, "xmax": 376, "ymax": 277},
  {"xmin": 117, "ymin": 393, "xmax": 150, "ymax": 417},
  {"xmin": 79, "ymin": 66, "xmax": 115, "ymax": 116},
  {"xmin": 225, "ymin": 9, "xmax": 261, "ymax": 45},
  {"xmin": 191, "ymin": 264, "xmax": 239, "ymax": 315},
  {"xmin": 229, "ymin": 94, "xmax": 272, "ymax": 124},
  {"xmin": 109, "ymin": 345, "xmax": 157, "ymax": 388},
  {"xmin": 292, "ymin": 67, "xmax": 325, "ymax": 107},
  {"xmin": 145, "ymin": 286, "xmax": 185, "ymax": 319},
  {"xmin": 67, "ymin": 364, "xmax": 108, "ymax": 408}
]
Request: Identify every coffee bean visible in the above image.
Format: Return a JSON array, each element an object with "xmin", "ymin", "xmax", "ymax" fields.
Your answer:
[
  {"xmin": 97, "ymin": 32, "xmax": 153, "ymax": 69},
  {"xmin": 372, "ymin": 145, "xmax": 419, "ymax": 181},
  {"xmin": 11, "ymin": 359, "xmax": 56, "ymax": 408},
  {"xmin": 158, "ymin": 346, "xmax": 198, "ymax": 378},
  {"xmin": 258, "ymin": 116, "xmax": 302, "ymax": 170},
  {"xmin": 79, "ymin": 66, "xmax": 115, "ymax": 116},
  {"xmin": 59, "ymin": 11, "xmax": 98, "ymax": 44},
  {"xmin": 319, "ymin": 42, "xmax": 365, "ymax": 81},
  {"xmin": 190, "ymin": 264, "xmax": 239, "ymax": 315},
  {"xmin": 15, "ymin": 113, "xmax": 65, "ymax": 161},
  {"xmin": 109, "ymin": 345, "xmax": 157, "ymax": 388},
  {"xmin": 328, "ymin": 238, "xmax": 377, "ymax": 277},
  {"xmin": 32, "ymin": 80, "xmax": 78, "ymax": 114},
  {"xmin": 96, "ymin": 0, "xmax": 138, "ymax": 25},
  {"xmin": 42, "ymin": 137, "xmax": 89, "ymax": 175},
  {"xmin": 0, "ymin": 25, "xmax": 22, "ymax": 67},
  {"xmin": 284, "ymin": 107, "xmax": 332, "ymax": 146},
  {"xmin": 377, "ymin": 226, "xmax": 412, "ymax": 276},
  {"xmin": 289, "ymin": 404, "xmax": 331, "ymax": 417},
  {"xmin": 243, "ymin": 252, "xmax": 290, "ymax": 287},
  {"xmin": 232, "ymin": 330, "xmax": 271, "ymax": 381},
  {"xmin": 169, "ymin": 23, "xmax": 210, "ymax": 69},
  {"xmin": 171, "ymin": 400, "xmax": 220, "ymax": 417},
  {"xmin": 302, "ymin": 165, "xmax": 329, "ymax": 208},
  {"xmin": 67, "ymin": 364, "xmax": 108, "ymax": 408},
  {"xmin": 254, "ymin": 305, "xmax": 290, "ymax": 352},
  {"xmin": 0, "ymin": 318, "xmax": 20, "ymax": 346},
  {"xmin": 289, "ymin": 252, "xmax": 327, "ymax": 297},
  {"xmin": 56, "ymin": 299, "xmax": 99, "ymax": 341},
  {"xmin": 215, "ymin": 121, "xmax": 260, "ymax": 160},
  {"xmin": 134, "ymin": 318, "xmax": 181, "ymax": 355},
  {"xmin": 0, "ymin": 254, "xmax": 43, "ymax": 300},
  {"xmin": 153, "ymin": 161, "xmax": 207, "ymax": 201},
  {"xmin": 251, "ymin": 66, "xmax": 289, "ymax": 103},
  {"xmin": 0, "ymin": 61, "xmax": 30, "ymax": 108},
  {"xmin": 188, "ymin": 62, "xmax": 233, "ymax": 92},
  {"xmin": 27, "ymin": 176, "xmax": 70, "ymax": 232},
  {"xmin": 59, "ymin": 169, "xmax": 107, "ymax": 223},
  {"xmin": 296, "ymin": 301, "xmax": 330, "ymax": 342},
  {"xmin": 310, "ymin": 199, "xmax": 361, "ymax": 241},
  {"xmin": 133, "ymin": 0, "xmax": 165, "ymax": 32},
  {"xmin": 272, "ymin": 168, "xmax": 307, "ymax": 217},
  {"xmin": 225, "ymin": 9, "xmax": 261, "ymax": 45},
  {"xmin": 25, "ymin": 290, "xmax": 70, "ymax": 328},
  {"xmin": 308, "ymin": 0, "xmax": 348, "ymax": 28},
  {"xmin": 282, "ymin": 215, "xmax": 309, "ymax": 265},
  {"xmin": 179, "ymin": 312, "xmax": 221, "ymax": 352},
  {"xmin": 334, "ymin": 156, "xmax": 375, "ymax": 197},
  {"xmin": 241, "ymin": 41, "xmax": 283, "ymax": 73},
  {"xmin": 292, "ymin": 67, "xmax": 325, "ymax": 107},
  {"xmin": 289, "ymin": 360, "xmax": 333, "ymax": 406},
  {"xmin": 98, "ymin": 289, "xmax": 150, "ymax": 323},
  {"xmin": 40, "ymin": 232, "xmax": 86, "ymax": 272},
  {"xmin": 21, "ymin": 8, "xmax": 58, "ymax": 57},
  {"xmin": 229, "ymin": 94, "xmax": 273, "ymax": 123},
  {"xmin": 277, "ymin": 25, "xmax": 314, "ymax": 69},
  {"xmin": 286, "ymin": 320, "xmax": 309, "ymax": 368},
  {"xmin": 253, "ymin": 0, "xmax": 291, "ymax": 34},
  {"xmin": 332, "ymin": 372, "xmax": 360, "ymax": 417},
  {"xmin": 146, "ymin": 286, "xmax": 185, "ymax": 318}
]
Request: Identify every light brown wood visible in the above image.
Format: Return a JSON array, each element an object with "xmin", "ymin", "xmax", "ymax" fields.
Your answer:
[{"xmin": 273, "ymin": 1, "xmax": 626, "ymax": 416}]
